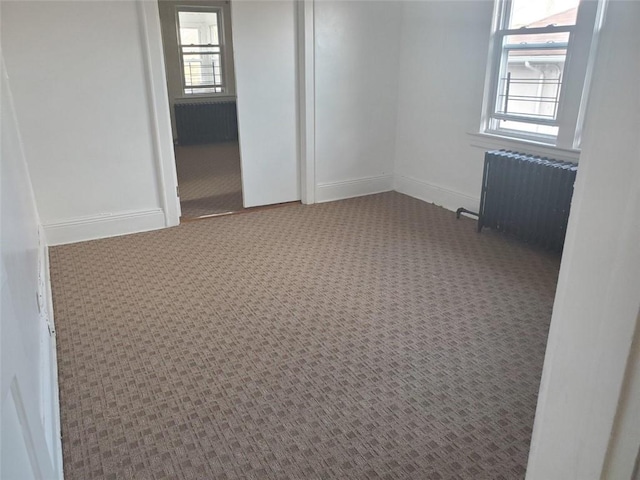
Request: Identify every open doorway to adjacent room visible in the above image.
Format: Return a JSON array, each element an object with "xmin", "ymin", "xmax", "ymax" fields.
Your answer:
[{"xmin": 158, "ymin": 0, "xmax": 243, "ymax": 220}]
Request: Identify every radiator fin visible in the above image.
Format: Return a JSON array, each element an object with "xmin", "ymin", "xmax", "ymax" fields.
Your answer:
[
  {"xmin": 175, "ymin": 101, "xmax": 238, "ymax": 145},
  {"xmin": 478, "ymin": 150, "xmax": 577, "ymax": 252}
]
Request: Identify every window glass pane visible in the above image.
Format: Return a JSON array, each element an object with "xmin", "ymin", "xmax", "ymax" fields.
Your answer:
[
  {"xmin": 496, "ymin": 32, "xmax": 568, "ymax": 121},
  {"xmin": 508, "ymin": 0, "xmax": 580, "ymax": 29},
  {"xmin": 183, "ymin": 51, "xmax": 222, "ymax": 88},
  {"xmin": 178, "ymin": 11, "xmax": 219, "ymax": 45},
  {"xmin": 495, "ymin": 119, "xmax": 559, "ymax": 138},
  {"xmin": 180, "ymin": 27, "xmax": 199, "ymax": 45}
]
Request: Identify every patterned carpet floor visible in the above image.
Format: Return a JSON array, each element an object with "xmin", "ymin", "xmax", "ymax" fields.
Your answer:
[
  {"xmin": 175, "ymin": 142, "xmax": 244, "ymax": 219},
  {"xmin": 50, "ymin": 192, "xmax": 560, "ymax": 479}
]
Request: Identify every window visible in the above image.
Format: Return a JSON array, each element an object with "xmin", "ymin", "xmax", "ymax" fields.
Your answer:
[
  {"xmin": 482, "ymin": 0, "xmax": 603, "ymax": 147},
  {"xmin": 177, "ymin": 8, "xmax": 225, "ymax": 95}
]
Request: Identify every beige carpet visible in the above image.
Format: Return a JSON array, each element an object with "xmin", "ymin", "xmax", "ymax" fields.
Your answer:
[
  {"xmin": 50, "ymin": 192, "xmax": 560, "ymax": 479},
  {"xmin": 175, "ymin": 142, "xmax": 244, "ymax": 218}
]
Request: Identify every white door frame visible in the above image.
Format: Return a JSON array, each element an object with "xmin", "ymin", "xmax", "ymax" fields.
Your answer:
[
  {"xmin": 296, "ymin": 0, "xmax": 316, "ymax": 205},
  {"xmin": 139, "ymin": 0, "xmax": 317, "ymax": 220},
  {"xmin": 138, "ymin": 0, "xmax": 181, "ymax": 226}
]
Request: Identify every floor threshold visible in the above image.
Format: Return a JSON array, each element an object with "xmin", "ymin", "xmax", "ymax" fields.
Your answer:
[{"xmin": 180, "ymin": 200, "xmax": 301, "ymax": 223}]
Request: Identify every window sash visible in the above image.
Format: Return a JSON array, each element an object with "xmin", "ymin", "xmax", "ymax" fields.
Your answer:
[
  {"xmin": 497, "ymin": 25, "xmax": 575, "ymax": 36},
  {"xmin": 180, "ymin": 44, "xmax": 221, "ymax": 50},
  {"xmin": 176, "ymin": 7, "xmax": 226, "ymax": 96},
  {"xmin": 493, "ymin": 29, "xmax": 571, "ymax": 117},
  {"xmin": 481, "ymin": 0, "xmax": 604, "ymax": 148},
  {"xmin": 486, "ymin": 18, "xmax": 576, "ymax": 139},
  {"xmin": 182, "ymin": 52, "xmax": 224, "ymax": 89},
  {"xmin": 494, "ymin": 46, "xmax": 568, "ymax": 124}
]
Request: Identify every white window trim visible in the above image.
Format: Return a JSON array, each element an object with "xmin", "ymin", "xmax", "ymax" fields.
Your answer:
[
  {"xmin": 467, "ymin": 131, "xmax": 581, "ymax": 163},
  {"xmin": 175, "ymin": 5, "xmax": 228, "ymax": 97},
  {"xmin": 480, "ymin": 0, "xmax": 607, "ymax": 149}
]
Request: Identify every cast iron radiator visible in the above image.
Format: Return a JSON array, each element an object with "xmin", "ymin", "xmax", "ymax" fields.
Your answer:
[
  {"xmin": 477, "ymin": 150, "xmax": 578, "ymax": 252},
  {"xmin": 174, "ymin": 101, "xmax": 238, "ymax": 145}
]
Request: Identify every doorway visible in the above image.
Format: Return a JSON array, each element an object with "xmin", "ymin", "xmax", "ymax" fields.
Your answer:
[{"xmin": 158, "ymin": 0, "xmax": 243, "ymax": 220}]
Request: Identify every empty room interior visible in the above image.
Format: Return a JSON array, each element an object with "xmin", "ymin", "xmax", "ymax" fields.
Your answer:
[{"xmin": 1, "ymin": 0, "xmax": 639, "ymax": 479}]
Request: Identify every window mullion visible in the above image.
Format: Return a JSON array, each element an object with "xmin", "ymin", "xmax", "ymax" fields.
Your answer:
[
  {"xmin": 500, "ymin": 25, "xmax": 575, "ymax": 36},
  {"xmin": 493, "ymin": 113, "xmax": 559, "ymax": 126}
]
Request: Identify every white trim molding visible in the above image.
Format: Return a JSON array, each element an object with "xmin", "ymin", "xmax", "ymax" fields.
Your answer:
[
  {"xmin": 39, "ymin": 231, "xmax": 64, "ymax": 479},
  {"xmin": 394, "ymin": 175, "xmax": 479, "ymax": 214},
  {"xmin": 297, "ymin": 0, "xmax": 316, "ymax": 205},
  {"xmin": 44, "ymin": 209, "xmax": 166, "ymax": 246},
  {"xmin": 601, "ymin": 311, "xmax": 640, "ymax": 479},
  {"xmin": 137, "ymin": 0, "xmax": 181, "ymax": 227},
  {"xmin": 468, "ymin": 132, "xmax": 580, "ymax": 163},
  {"xmin": 316, "ymin": 174, "xmax": 393, "ymax": 203}
]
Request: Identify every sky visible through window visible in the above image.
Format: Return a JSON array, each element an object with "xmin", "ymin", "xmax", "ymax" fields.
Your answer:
[{"xmin": 509, "ymin": 0, "xmax": 580, "ymax": 28}]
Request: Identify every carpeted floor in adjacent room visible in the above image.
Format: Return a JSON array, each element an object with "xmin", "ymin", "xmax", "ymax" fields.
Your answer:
[
  {"xmin": 175, "ymin": 142, "xmax": 244, "ymax": 219},
  {"xmin": 50, "ymin": 192, "xmax": 560, "ymax": 480}
]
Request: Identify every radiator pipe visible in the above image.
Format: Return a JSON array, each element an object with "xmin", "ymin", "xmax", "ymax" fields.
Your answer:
[{"xmin": 456, "ymin": 208, "xmax": 479, "ymax": 220}]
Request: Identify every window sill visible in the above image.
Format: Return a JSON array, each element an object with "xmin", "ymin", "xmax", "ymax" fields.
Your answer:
[
  {"xmin": 176, "ymin": 93, "xmax": 236, "ymax": 100},
  {"xmin": 467, "ymin": 132, "xmax": 580, "ymax": 163},
  {"xmin": 176, "ymin": 92, "xmax": 236, "ymax": 99},
  {"xmin": 173, "ymin": 94, "xmax": 236, "ymax": 103}
]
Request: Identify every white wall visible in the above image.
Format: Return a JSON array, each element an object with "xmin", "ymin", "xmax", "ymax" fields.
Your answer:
[
  {"xmin": 1, "ymin": 56, "xmax": 62, "ymax": 479},
  {"xmin": 525, "ymin": 0, "xmax": 640, "ymax": 477},
  {"xmin": 1, "ymin": 0, "xmax": 178, "ymax": 245},
  {"xmin": 313, "ymin": 0, "xmax": 402, "ymax": 202},
  {"xmin": 393, "ymin": 0, "xmax": 494, "ymax": 212},
  {"xmin": 232, "ymin": 0, "xmax": 300, "ymax": 208}
]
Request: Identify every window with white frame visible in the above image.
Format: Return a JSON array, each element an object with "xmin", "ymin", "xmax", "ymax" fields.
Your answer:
[
  {"xmin": 483, "ymin": 0, "xmax": 603, "ymax": 147},
  {"xmin": 177, "ymin": 8, "xmax": 225, "ymax": 95}
]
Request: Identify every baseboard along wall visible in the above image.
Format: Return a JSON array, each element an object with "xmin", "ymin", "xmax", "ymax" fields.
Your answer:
[
  {"xmin": 315, "ymin": 174, "xmax": 394, "ymax": 203},
  {"xmin": 44, "ymin": 208, "xmax": 166, "ymax": 246},
  {"xmin": 393, "ymin": 175, "xmax": 480, "ymax": 214},
  {"xmin": 43, "ymin": 175, "xmax": 479, "ymax": 245}
]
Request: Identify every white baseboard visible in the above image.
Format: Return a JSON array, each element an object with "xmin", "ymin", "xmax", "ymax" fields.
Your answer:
[
  {"xmin": 44, "ymin": 208, "xmax": 166, "ymax": 246},
  {"xmin": 316, "ymin": 174, "xmax": 394, "ymax": 203},
  {"xmin": 394, "ymin": 175, "xmax": 480, "ymax": 214}
]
